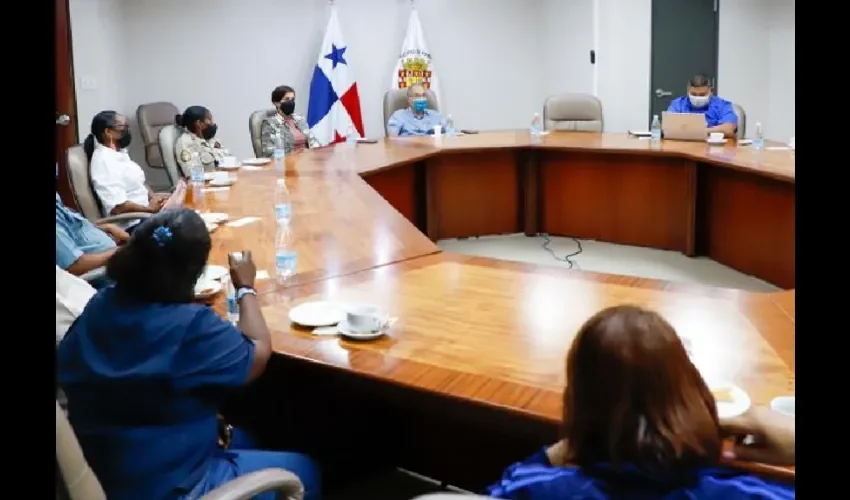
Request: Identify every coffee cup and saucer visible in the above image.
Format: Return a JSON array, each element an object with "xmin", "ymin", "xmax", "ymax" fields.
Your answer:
[{"xmin": 337, "ymin": 305, "xmax": 392, "ymax": 340}]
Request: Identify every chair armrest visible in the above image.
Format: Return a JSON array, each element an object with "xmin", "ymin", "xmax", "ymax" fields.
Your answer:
[
  {"xmin": 95, "ymin": 212, "xmax": 152, "ymax": 224},
  {"xmin": 79, "ymin": 267, "xmax": 106, "ymax": 284},
  {"xmin": 199, "ymin": 469, "xmax": 304, "ymax": 500}
]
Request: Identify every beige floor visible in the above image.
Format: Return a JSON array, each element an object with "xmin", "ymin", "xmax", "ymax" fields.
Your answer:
[{"xmin": 438, "ymin": 234, "xmax": 779, "ymax": 293}]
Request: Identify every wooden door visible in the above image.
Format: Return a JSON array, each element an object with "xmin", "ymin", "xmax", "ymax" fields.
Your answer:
[{"xmin": 56, "ymin": 0, "xmax": 79, "ymax": 208}]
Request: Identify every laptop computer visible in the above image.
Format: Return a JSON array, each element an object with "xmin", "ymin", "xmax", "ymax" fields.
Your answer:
[{"xmin": 661, "ymin": 112, "xmax": 706, "ymax": 141}]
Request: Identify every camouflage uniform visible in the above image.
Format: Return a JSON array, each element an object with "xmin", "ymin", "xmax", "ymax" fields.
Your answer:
[
  {"xmin": 175, "ymin": 130, "xmax": 227, "ymax": 176},
  {"xmin": 259, "ymin": 113, "xmax": 320, "ymax": 157}
]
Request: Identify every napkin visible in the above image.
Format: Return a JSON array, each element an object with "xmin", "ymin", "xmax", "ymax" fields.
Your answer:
[
  {"xmin": 226, "ymin": 217, "xmax": 261, "ymax": 227},
  {"xmin": 240, "ymin": 165, "xmax": 264, "ymax": 171},
  {"xmin": 201, "ymin": 187, "xmax": 230, "ymax": 193}
]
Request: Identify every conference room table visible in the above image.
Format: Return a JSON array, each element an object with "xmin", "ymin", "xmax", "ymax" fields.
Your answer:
[{"xmin": 190, "ymin": 131, "xmax": 795, "ymax": 488}]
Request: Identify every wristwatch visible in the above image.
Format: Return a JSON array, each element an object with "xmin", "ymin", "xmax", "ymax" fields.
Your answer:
[{"xmin": 236, "ymin": 287, "xmax": 256, "ymax": 301}]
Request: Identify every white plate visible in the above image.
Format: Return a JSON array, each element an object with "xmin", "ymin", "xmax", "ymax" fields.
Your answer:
[
  {"xmin": 209, "ymin": 178, "xmax": 236, "ymax": 187},
  {"xmin": 202, "ymin": 265, "xmax": 228, "ymax": 281},
  {"xmin": 710, "ymin": 382, "xmax": 751, "ymax": 419},
  {"xmin": 217, "ymin": 163, "xmax": 241, "ymax": 170},
  {"xmin": 770, "ymin": 396, "xmax": 795, "ymax": 417},
  {"xmin": 206, "ymin": 222, "xmax": 218, "ymax": 233},
  {"xmin": 289, "ymin": 301, "xmax": 346, "ymax": 327},
  {"xmin": 203, "ymin": 172, "xmax": 216, "ymax": 181},
  {"xmin": 242, "ymin": 158, "xmax": 271, "ymax": 166},
  {"xmin": 199, "ymin": 212, "xmax": 229, "ymax": 224},
  {"xmin": 706, "ymin": 138, "xmax": 727, "ymax": 145},
  {"xmin": 337, "ymin": 319, "xmax": 387, "ymax": 340},
  {"xmin": 194, "ymin": 280, "xmax": 222, "ymax": 299}
]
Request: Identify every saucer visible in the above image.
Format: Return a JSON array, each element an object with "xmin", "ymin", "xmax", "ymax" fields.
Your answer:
[
  {"xmin": 209, "ymin": 178, "xmax": 236, "ymax": 187},
  {"xmin": 217, "ymin": 163, "xmax": 241, "ymax": 170},
  {"xmin": 289, "ymin": 301, "xmax": 346, "ymax": 327},
  {"xmin": 706, "ymin": 138, "xmax": 727, "ymax": 145},
  {"xmin": 242, "ymin": 158, "xmax": 271, "ymax": 166},
  {"xmin": 199, "ymin": 212, "xmax": 229, "ymax": 224},
  {"xmin": 194, "ymin": 280, "xmax": 222, "ymax": 299},
  {"xmin": 709, "ymin": 382, "xmax": 751, "ymax": 419},
  {"xmin": 202, "ymin": 265, "xmax": 228, "ymax": 281},
  {"xmin": 337, "ymin": 319, "xmax": 388, "ymax": 340}
]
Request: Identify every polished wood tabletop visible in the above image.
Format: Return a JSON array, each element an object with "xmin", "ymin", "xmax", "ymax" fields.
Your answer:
[{"xmin": 188, "ymin": 132, "xmax": 795, "ymax": 480}]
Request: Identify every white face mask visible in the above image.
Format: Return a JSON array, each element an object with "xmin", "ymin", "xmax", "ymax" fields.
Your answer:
[{"xmin": 688, "ymin": 94, "xmax": 710, "ymax": 108}]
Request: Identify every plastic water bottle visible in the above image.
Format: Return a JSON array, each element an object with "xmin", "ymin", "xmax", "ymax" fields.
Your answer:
[
  {"xmin": 275, "ymin": 223, "xmax": 298, "ymax": 283},
  {"xmin": 223, "ymin": 275, "xmax": 239, "ymax": 324},
  {"xmin": 273, "ymin": 179, "xmax": 291, "ymax": 225},
  {"xmin": 273, "ymin": 131, "xmax": 285, "ymax": 172},
  {"xmin": 530, "ymin": 113, "xmax": 543, "ymax": 137},
  {"xmin": 753, "ymin": 122, "xmax": 764, "ymax": 151},
  {"xmin": 650, "ymin": 114, "xmax": 662, "ymax": 143},
  {"xmin": 346, "ymin": 126, "xmax": 358, "ymax": 148},
  {"xmin": 189, "ymin": 151, "xmax": 204, "ymax": 186},
  {"xmin": 445, "ymin": 115, "xmax": 456, "ymax": 136}
]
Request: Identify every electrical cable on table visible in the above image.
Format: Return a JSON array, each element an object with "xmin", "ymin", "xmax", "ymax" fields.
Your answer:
[{"xmin": 539, "ymin": 233, "xmax": 583, "ymax": 270}]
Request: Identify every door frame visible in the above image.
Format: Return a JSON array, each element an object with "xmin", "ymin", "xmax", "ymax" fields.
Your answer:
[
  {"xmin": 56, "ymin": 0, "xmax": 80, "ymax": 208},
  {"xmin": 647, "ymin": 0, "xmax": 720, "ymax": 124}
]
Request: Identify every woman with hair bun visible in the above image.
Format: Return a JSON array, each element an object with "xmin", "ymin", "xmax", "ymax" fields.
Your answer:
[
  {"xmin": 174, "ymin": 105, "xmax": 228, "ymax": 176},
  {"xmin": 57, "ymin": 208, "xmax": 321, "ymax": 500}
]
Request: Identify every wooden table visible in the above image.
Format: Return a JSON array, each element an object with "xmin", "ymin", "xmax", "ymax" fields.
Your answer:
[{"xmin": 194, "ymin": 132, "xmax": 795, "ymax": 488}]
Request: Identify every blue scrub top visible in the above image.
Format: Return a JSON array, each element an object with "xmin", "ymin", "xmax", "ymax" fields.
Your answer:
[{"xmin": 57, "ymin": 286, "xmax": 256, "ymax": 500}]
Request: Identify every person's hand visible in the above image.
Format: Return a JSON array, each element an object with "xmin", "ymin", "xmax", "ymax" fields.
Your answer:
[
  {"xmin": 149, "ymin": 196, "xmax": 167, "ymax": 212},
  {"xmin": 153, "ymin": 192, "xmax": 170, "ymax": 204},
  {"xmin": 229, "ymin": 250, "xmax": 256, "ymax": 289},
  {"xmin": 721, "ymin": 406, "xmax": 795, "ymax": 466},
  {"xmin": 545, "ymin": 440, "xmax": 568, "ymax": 466},
  {"xmin": 98, "ymin": 223, "xmax": 130, "ymax": 244}
]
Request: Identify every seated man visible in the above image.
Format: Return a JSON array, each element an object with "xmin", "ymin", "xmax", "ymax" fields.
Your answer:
[
  {"xmin": 387, "ymin": 83, "xmax": 444, "ymax": 137},
  {"xmin": 667, "ymin": 73, "xmax": 738, "ymax": 138},
  {"xmin": 56, "ymin": 193, "xmax": 128, "ymax": 279}
]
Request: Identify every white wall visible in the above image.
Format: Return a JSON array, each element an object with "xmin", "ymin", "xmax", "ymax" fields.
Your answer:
[{"xmin": 68, "ymin": 0, "xmax": 794, "ymax": 177}]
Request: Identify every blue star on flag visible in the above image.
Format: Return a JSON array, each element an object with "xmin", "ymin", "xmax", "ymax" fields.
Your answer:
[{"xmin": 324, "ymin": 44, "xmax": 348, "ymax": 69}]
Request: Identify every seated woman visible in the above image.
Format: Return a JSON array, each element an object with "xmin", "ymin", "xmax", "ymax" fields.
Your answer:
[
  {"xmin": 488, "ymin": 305, "xmax": 794, "ymax": 500},
  {"xmin": 175, "ymin": 105, "xmax": 228, "ymax": 176},
  {"xmin": 57, "ymin": 209, "xmax": 321, "ymax": 500},
  {"xmin": 86, "ymin": 111, "xmax": 169, "ymax": 218},
  {"xmin": 260, "ymin": 85, "xmax": 321, "ymax": 156}
]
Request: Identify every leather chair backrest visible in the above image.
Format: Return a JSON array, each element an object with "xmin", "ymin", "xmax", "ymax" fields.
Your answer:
[
  {"xmin": 136, "ymin": 102, "xmax": 179, "ymax": 169},
  {"xmin": 65, "ymin": 145, "xmax": 104, "ymax": 221},
  {"xmin": 543, "ymin": 93, "xmax": 604, "ymax": 132},
  {"xmin": 157, "ymin": 125, "xmax": 183, "ymax": 186},
  {"xmin": 250, "ymin": 109, "xmax": 276, "ymax": 157},
  {"xmin": 56, "ymin": 400, "xmax": 107, "ymax": 500},
  {"xmin": 731, "ymin": 102, "xmax": 747, "ymax": 139},
  {"xmin": 382, "ymin": 89, "xmax": 439, "ymax": 135}
]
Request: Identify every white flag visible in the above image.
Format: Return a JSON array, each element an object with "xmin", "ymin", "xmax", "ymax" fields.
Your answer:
[{"xmin": 391, "ymin": 9, "xmax": 441, "ymax": 102}]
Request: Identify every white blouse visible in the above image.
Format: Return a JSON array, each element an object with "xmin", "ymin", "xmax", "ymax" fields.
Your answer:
[{"xmin": 89, "ymin": 142, "xmax": 149, "ymax": 216}]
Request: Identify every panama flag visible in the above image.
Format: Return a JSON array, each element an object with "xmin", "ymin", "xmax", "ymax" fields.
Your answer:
[{"xmin": 307, "ymin": 8, "xmax": 364, "ymax": 145}]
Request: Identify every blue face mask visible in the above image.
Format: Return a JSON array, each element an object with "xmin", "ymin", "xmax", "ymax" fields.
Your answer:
[{"xmin": 412, "ymin": 98, "xmax": 427, "ymax": 113}]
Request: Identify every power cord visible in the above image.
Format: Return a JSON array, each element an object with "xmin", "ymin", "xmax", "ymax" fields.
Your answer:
[{"xmin": 539, "ymin": 233, "xmax": 583, "ymax": 270}]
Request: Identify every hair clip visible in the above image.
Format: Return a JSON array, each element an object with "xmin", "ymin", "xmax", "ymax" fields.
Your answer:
[{"xmin": 152, "ymin": 226, "xmax": 173, "ymax": 247}]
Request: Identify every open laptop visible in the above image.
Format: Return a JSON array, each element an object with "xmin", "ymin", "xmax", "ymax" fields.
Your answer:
[{"xmin": 661, "ymin": 112, "xmax": 706, "ymax": 141}]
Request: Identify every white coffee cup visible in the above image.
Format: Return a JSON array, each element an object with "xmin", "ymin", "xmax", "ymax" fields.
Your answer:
[
  {"xmin": 709, "ymin": 132, "xmax": 724, "ymax": 142},
  {"xmin": 770, "ymin": 396, "xmax": 795, "ymax": 417},
  {"xmin": 219, "ymin": 156, "xmax": 238, "ymax": 167},
  {"xmin": 346, "ymin": 305, "xmax": 387, "ymax": 333},
  {"xmin": 433, "ymin": 125, "xmax": 443, "ymax": 137}
]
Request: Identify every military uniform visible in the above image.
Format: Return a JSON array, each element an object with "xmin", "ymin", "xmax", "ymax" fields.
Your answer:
[
  {"xmin": 174, "ymin": 130, "xmax": 227, "ymax": 176},
  {"xmin": 260, "ymin": 113, "xmax": 321, "ymax": 157}
]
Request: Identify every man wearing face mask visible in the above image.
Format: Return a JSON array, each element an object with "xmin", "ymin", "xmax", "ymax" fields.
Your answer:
[
  {"xmin": 175, "ymin": 105, "xmax": 229, "ymax": 176},
  {"xmin": 261, "ymin": 85, "xmax": 321, "ymax": 156},
  {"xmin": 387, "ymin": 83, "xmax": 445, "ymax": 137},
  {"xmin": 667, "ymin": 74, "xmax": 738, "ymax": 138}
]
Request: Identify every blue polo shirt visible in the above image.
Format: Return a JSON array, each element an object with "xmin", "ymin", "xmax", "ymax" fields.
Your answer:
[
  {"xmin": 387, "ymin": 108, "xmax": 445, "ymax": 137},
  {"xmin": 55, "ymin": 193, "xmax": 116, "ymax": 270},
  {"xmin": 667, "ymin": 95, "xmax": 738, "ymax": 129}
]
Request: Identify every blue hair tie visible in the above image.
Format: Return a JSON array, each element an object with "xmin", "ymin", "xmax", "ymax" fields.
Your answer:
[{"xmin": 152, "ymin": 226, "xmax": 173, "ymax": 247}]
